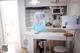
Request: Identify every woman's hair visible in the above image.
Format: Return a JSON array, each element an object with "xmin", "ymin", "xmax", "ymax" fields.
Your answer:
[{"xmin": 33, "ymin": 11, "xmax": 45, "ymax": 20}]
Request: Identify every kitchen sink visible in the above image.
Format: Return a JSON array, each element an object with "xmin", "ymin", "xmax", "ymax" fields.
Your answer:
[
  {"xmin": 45, "ymin": 29, "xmax": 66, "ymax": 33},
  {"xmin": 52, "ymin": 29, "xmax": 66, "ymax": 33}
]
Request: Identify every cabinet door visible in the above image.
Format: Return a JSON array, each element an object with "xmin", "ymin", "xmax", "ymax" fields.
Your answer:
[
  {"xmin": 25, "ymin": 0, "xmax": 50, "ymax": 7},
  {"xmin": 50, "ymin": 0, "xmax": 57, "ymax": 4},
  {"xmin": 68, "ymin": 0, "xmax": 80, "ymax": 3},
  {"xmin": 50, "ymin": 0, "xmax": 67, "ymax": 3},
  {"xmin": 49, "ymin": 0, "xmax": 67, "ymax": 5},
  {"xmin": 38, "ymin": 0, "xmax": 50, "ymax": 6},
  {"xmin": 59, "ymin": 0, "xmax": 67, "ymax": 4}
]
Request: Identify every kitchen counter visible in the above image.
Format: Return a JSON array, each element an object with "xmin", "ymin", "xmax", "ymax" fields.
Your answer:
[
  {"xmin": 24, "ymin": 31, "xmax": 67, "ymax": 53},
  {"xmin": 22, "ymin": 27, "xmax": 75, "ymax": 53},
  {"xmin": 24, "ymin": 31, "xmax": 66, "ymax": 40},
  {"xmin": 23, "ymin": 26, "xmax": 67, "ymax": 42},
  {"xmin": 22, "ymin": 26, "xmax": 77, "ymax": 53},
  {"xmin": 27, "ymin": 26, "xmax": 66, "ymax": 32}
]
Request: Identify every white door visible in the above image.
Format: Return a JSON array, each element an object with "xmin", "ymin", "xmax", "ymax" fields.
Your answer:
[
  {"xmin": 0, "ymin": 1, "xmax": 21, "ymax": 53},
  {"xmin": 0, "ymin": 6, "xmax": 5, "ymax": 53}
]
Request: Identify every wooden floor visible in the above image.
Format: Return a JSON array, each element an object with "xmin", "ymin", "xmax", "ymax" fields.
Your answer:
[{"xmin": 19, "ymin": 48, "xmax": 28, "ymax": 53}]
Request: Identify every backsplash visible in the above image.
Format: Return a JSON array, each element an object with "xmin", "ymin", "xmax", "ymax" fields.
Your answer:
[
  {"xmin": 25, "ymin": 7, "xmax": 51, "ymax": 27},
  {"xmin": 25, "ymin": 6, "xmax": 67, "ymax": 29}
]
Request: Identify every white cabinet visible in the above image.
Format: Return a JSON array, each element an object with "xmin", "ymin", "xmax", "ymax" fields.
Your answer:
[
  {"xmin": 59, "ymin": 0, "xmax": 67, "ymax": 4},
  {"xmin": 68, "ymin": 0, "xmax": 80, "ymax": 3},
  {"xmin": 21, "ymin": 34, "xmax": 31, "ymax": 48},
  {"xmin": 25, "ymin": 0, "xmax": 50, "ymax": 7},
  {"xmin": 49, "ymin": 0, "xmax": 67, "ymax": 6},
  {"xmin": 49, "ymin": 0, "xmax": 57, "ymax": 3},
  {"xmin": 25, "ymin": 0, "xmax": 67, "ymax": 7},
  {"xmin": 38, "ymin": 0, "xmax": 50, "ymax": 6},
  {"xmin": 50, "ymin": 0, "xmax": 67, "ymax": 3}
]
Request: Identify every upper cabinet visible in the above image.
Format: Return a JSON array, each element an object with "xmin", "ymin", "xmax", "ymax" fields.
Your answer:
[
  {"xmin": 25, "ymin": 0, "xmax": 67, "ymax": 7},
  {"xmin": 50, "ymin": 0, "xmax": 67, "ymax": 6},
  {"xmin": 49, "ymin": 0, "xmax": 67, "ymax": 4},
  {"xmin": 25, "ymin": 0, "xmax": 80, "ymax": 7},
  {"xmin": 25, "ymin": 0, "xmax": 50, "ymax": 7},
  {"xmin": 67, "ymin": 0, "xmax": 80, "ymax": 3},
  {"xmin": 59, "ymin": 0, "xmax": 67, "ymax": 4}
]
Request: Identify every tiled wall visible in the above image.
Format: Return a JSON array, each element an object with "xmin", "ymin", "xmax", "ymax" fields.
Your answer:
[{"xmin": 25, "ymin": 8, "xmax": 51, "ymax": 27}]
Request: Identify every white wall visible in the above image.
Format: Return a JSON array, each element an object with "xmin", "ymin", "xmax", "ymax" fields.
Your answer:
[
  {"xmin": 17, "ymin": 0, "xmax": 26, "ymax": 48},
  {"xmin": 67, "ymin": 3, "xmax": 80, "ymax": 16},
  {"xmin": 67, "ymin": 3, "xmax": 80, "ymax": 53}
]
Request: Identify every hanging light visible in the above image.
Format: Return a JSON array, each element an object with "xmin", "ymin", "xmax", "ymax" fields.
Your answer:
[{"xmin": 29, "ymin": 0, "xmax": 40, "ymax": 6}]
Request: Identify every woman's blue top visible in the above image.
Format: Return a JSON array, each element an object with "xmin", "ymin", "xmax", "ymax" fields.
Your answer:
[{"xmin": 32, "ymin": 21, "xmax": 45, "ymax": 32}]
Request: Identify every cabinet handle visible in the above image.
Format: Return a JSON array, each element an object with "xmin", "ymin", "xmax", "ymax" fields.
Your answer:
[
  {"xmin": 56, "ymin": 0, "xmax": 57, "ymax": 3},
  {"xmin": 56, "ymin": 0, "xmax": 59, "ymax": 3},
  {"xmin": 57, "ymin": 0, "xmax": 59, "ymax": 3}
]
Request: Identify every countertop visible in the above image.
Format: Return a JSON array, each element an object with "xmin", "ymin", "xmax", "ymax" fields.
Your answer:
[
  {"xmin": 24, "ymin": 30, "xmax": 66, "ymax": 41},
  {"xmin": 23, "ymin": 26, "xmax": 77, "ymax": 41}
]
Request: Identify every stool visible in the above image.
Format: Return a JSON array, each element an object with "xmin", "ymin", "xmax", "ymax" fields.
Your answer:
[
  {"xmin": 64, "ymin": 32, "xmax": 73, "ymax": 53},
  {"xmin": 54, "ymin": 46, "xmax": 66, "ymax": 53}
]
